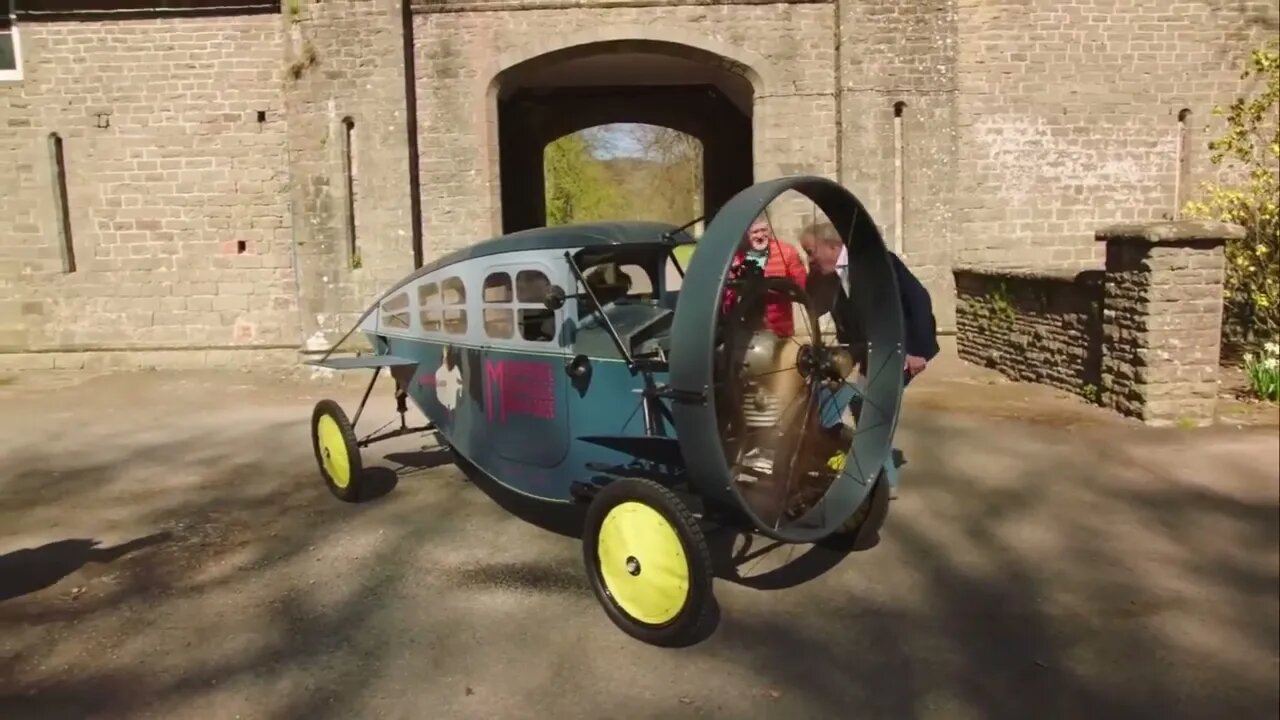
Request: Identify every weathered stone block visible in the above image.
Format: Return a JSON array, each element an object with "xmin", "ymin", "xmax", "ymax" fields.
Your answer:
[{"xmin": 1095, "ymin": 220, "xmax": 1240, "ymax": 426}]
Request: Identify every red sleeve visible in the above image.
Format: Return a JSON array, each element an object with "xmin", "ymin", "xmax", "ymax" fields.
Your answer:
[{"xmin": 784, "ymin": 243, "xmax": 807, "ymax": 288}]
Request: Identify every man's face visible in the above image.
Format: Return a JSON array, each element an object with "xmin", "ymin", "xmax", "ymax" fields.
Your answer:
[
  {"xmin": 801, "ymin": 234, "xmax": 842, "ymax": 275},
  {"xmin": 745, "ymin": 220, "xmax": 771, "ymax": 251}
]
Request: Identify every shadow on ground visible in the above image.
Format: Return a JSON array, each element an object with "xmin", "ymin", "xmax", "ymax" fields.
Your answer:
[
  {"xmin": 0, "ymin": 534, "xmax": 172, "ymax": 603},
  {"xmin": 0, "ymin": 374, "xmax": 1275, "ymax": 719}
]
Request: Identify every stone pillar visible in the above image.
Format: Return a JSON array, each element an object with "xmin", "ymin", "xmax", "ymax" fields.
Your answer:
[{"xmin": 1096, "ymin": 220, "xmax": 1244, "ymax": 427}]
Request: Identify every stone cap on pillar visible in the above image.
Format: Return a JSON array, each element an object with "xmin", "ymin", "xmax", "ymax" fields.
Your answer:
[{"xmin": 1095, "ymin": 220, "xmax": 1246, "ymax": 247}]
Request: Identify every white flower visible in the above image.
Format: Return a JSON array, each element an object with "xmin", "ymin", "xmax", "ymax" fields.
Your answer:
[{"xmin": 1264, "ymin": 341, "xmax": 1279, "ymax": 356}]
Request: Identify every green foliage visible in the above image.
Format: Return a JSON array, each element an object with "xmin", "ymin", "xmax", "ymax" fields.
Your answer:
[
  {"xmin": 614, "ymin": 125, "xmax": 703, "ymax": 225},
  {"xmin": 543, "ymin": 124, "xmax": 704, "ymax": 229},
  {"xmin": 1183, "ymin": 40, "xmax": 1280, "ymax": 359},
  {"xmin": 1243, "ymin": 342, "xmax": 1280, "ymax": 401},
  {"xmin": 989, "ymin": 281, "xmax": 1016, "ymax": 325},
  {"xmin": 287, "ymin": 42, "xmax": 318, "ymax": 81},
  {"xmin": 672, "ymin": 243, "xmax": 696, "ymax": 268},
  {"xmin": 1080, "ymin": 383, "xmax": 1101, "ymax": 405},
  {"xmin": 543, "ymin": 134, "xmax": 626, "ymax": 226}
]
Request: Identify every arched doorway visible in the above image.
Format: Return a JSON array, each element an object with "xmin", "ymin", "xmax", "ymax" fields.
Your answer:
[{"xmin": 492, "ymin": 40, "xmax": 756, "ymax": 233}]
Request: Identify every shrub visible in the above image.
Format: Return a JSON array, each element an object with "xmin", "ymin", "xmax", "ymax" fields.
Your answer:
[
  {"xmin": 1183, "ymin": 40, "xmax": 1280, "ymax": 364},
  {"xmin": 1242, "ymin": 342, "xmax": 1280, "ymax": 401}
]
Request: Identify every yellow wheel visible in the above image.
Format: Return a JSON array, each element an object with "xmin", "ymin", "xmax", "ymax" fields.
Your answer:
[
  {"xmin": 582, "ymin": 478, "xmax": 714, "ymax": 647},
  {"xmin": 311, "ymin": 399, "xmax": 363, "ymax": 502}
]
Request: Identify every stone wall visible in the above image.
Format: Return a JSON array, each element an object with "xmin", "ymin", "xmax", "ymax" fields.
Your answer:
[
  {"xmin": 839, "ymin": 0, "xmax": 960, "ymax": 337},
  {"xmin": 956, "ymin": 221, "xmax": 1241, "ymax": 426},
  {"xmin": 954, "ymin": 0, "xmax": 1276, "ymax": 270},
  {"xmin": 955, "ymin": 265, "xmax": 1105, "ymax": 401},
  {"xmin": 1097, "ymin": 221, "xmax": 1236, "ymax": 427},
  {"xmin": 0, "ymin": 0, "xmax": 1275, "ymax": 368},
  {"xmin": 412, "ymin": 3, "xmax": 839, "ymax": 258},
  {"xmin": 282, "ymin": 0, "xmax": 416, "ymax": 351},
  {"xmin": 0, "ymin": 7, "xmax": 297, "ymax": 354}
]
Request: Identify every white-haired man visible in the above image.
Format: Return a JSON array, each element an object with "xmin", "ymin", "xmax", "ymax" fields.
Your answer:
[{"xmin": 798, "ymin": 222, "xmax": 939, "ymax": 498}]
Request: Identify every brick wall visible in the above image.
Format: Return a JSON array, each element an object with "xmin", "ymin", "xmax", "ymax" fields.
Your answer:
[
  {"xmin": 956, "ymin": 221, "xmax": 1240, "ymax": 425},
  {"xmin": 282, "ymin": 0, "xmax": 416, "ymax": 350},
  {"xmin": 412, "ymin": 2, "xmax": 839, "ymax": 260},
  {"xmin": 954, "ymin": 0, "xmax": 1277, "ymax": 269},
  {"xmin": 955, "ymin": 265, "xmax": 1105, "ymax": 401},
  {"xmin": 838, "ymin": 0, "xmax": 960, "ymax": 335},
  {"xmin": 0, "ymin": 0, "xmax": 1274, "ymax": 367},
  {"xmin": 0, "ymin": 10, "xmax": 296, "ymax": 352}
]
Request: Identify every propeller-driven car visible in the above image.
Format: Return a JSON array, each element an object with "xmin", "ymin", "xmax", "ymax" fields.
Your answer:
[{"xmin": 307, "ymin": 176, "xmax": 907, "ymax": 646}]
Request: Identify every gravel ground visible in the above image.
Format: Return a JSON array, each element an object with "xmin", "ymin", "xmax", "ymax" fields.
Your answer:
[{"xmin": 0, "ymin": 355, "xmax": 1276, "ymax": 720}]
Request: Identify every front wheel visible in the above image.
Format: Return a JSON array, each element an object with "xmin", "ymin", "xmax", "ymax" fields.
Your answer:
[
  {"xmin": 311, "ymin": 399, "xmax": 364, "ymax": 502},
  {"xmin": 582, "ymin": 478, "xmax": 714, "ymax": 647}
]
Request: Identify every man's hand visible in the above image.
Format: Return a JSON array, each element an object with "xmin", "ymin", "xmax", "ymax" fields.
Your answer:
[{"xmin": 904, "ymin": 354, "xmax": 927, "ymax": 378}]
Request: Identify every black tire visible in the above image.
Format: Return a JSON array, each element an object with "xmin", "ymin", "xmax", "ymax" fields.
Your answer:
[
  {"xmin": 582, "ymin": 478, "xmax": 715, "ymax": 647},
  {"xmin": 311, "ymin": 399, "xmax": 364, "ymax": 502},
  {"xmin": 829, "ymin": 466, "xmax": 891, "ymax": 550}
]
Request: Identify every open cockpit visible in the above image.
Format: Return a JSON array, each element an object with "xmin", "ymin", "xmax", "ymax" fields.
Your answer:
[{"xmin": 564, "ymin": 237, "xmax": 693, "ymax": 367}]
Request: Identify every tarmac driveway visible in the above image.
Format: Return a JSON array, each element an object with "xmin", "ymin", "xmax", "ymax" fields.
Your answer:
[{"xmin": 0, "ymin": 365, "xmax": 1276, "ymax": 720}]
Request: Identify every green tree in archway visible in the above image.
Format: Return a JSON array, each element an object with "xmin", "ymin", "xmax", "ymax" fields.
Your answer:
[{"xmin": 544, "ymin": 133, "xmax": 626, "ymax": 225}]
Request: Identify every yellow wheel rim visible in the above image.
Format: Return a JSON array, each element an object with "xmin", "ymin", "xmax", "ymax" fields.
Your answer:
[
  {"xmin": 316, "ymin": 414, "xmax": 351, "ymax": 489},
  {"xmin": 597, "ymin": 501, "xmax": 689, "ymax": 625}
]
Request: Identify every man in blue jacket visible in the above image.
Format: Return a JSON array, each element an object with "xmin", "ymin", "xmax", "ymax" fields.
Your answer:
[{"xmin": 799, "ymin": 222, "xmax": 939, "ymax": 497}]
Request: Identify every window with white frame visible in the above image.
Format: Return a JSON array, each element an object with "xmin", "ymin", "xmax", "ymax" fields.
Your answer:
[{"xmin": 0, "ymin": 0, "xmax": 21, "ymax": 81}]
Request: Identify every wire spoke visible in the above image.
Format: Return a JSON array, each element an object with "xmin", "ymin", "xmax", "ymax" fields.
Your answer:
[
  {"xmin": 775, "ymin": 378, "xmax": 816, "ymax": 423},
  {"xmin": 358, "ymin": 419, "xmax": 394, "ymax": 444},
  {"xmin": 831, "ymin": 375, "xmax": 894, "ymax": 423},
  {"xmin": 771, "ymin": 387, "xmax": 817, "ymax": 530},
  {"xmin": 741, "ymin": 364, "xmax": 799, "ymax": 381}
]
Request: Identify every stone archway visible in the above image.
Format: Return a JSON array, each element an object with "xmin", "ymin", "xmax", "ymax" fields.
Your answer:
[{"xmin": 488, "ymin": 38, "xmax": 762, "ymax": 233}]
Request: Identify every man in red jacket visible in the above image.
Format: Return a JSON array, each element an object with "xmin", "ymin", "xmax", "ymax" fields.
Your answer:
[
  {"xmin": 722, "ymin": 216, "xmax": 808, "ymax": 478},
  {"xmin": 723, "ymin": 216, "xmax": 808, "ymax": 336}
]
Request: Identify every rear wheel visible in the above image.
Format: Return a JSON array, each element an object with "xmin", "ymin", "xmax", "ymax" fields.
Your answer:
[
  {"xmin": 834, "ymin": 469, "xmax": 885, "ymax": 535},
  {"xmin": 819, "ymin": 415, "xmax": 891, "ymax": 539},
  {"xmin": 311, "ymin": 399, "xmax": 363, "ymax": 502},
  {"xmin": 582, "ymin": 478, "xmax": 714, "ymax": 647}
]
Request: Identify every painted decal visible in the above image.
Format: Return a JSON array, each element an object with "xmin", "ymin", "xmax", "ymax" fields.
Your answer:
[
  {"xmin": 421, "ymin": 345, "xmax": 463, "ymax": 412},
  {"xmin": 484, "ymin": 358, "xmax": 556, "ymax": 423},
  {"xmin": 436, "ymin": 360, "xmax": 463, "ymax": 411}
]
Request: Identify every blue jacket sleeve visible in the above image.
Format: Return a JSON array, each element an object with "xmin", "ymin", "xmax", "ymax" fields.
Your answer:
[{"xmin": 889, "ymin": 253, "xmax": 940, "ymax": 361}]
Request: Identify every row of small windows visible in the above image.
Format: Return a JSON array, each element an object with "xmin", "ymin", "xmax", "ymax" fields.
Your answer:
[{"xmin": 378, "ymin": 269, "xmax": 556, "ymax": 343}]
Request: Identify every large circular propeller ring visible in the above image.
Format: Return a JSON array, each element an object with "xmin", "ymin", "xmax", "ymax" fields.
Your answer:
[{"xmin": 668, "ymin": 175, "xmax": 907, "ymax": 544}]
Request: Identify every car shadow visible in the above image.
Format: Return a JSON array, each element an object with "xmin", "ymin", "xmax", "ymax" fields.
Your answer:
[
  {"xmin": 383, "ymin": 445, "xmax": 889, "ymax": 643},
  {"xmin": 0, "ymin": 532, "xmax": 172, "ymax": 603},
  {"xmin": 392, "ymin": 444, "xmax": 889, "ymax": 593},
  {"xmin": 357, "ymin": 447, "xmax": 461, "ymax": 502},
  {"xmin": 704, "ymin": 474, "xmax": 891, "ymax": 591},
  {"xmin": 434, "ymin": 452, "xmax": 586, "ymax": 539}
]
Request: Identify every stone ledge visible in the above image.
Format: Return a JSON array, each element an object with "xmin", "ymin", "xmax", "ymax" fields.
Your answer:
[
  {"xmin": 953, "ymin": 263, "xmax": 1104, "ymax": 284},
  {"xmin": 1096, "ymin": 220, "xmax": 1246, "ymax": 246},
  {"xmin": 412, "ymin": 0, "xmax": 828, "ymax": 13},
  {"xmin": 15, "ymin": 0, "xmax": 278, "ymax": 21},
  {"xmin": 0, "ymin": 347, "xmax": 304, "ymax": 373}
]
